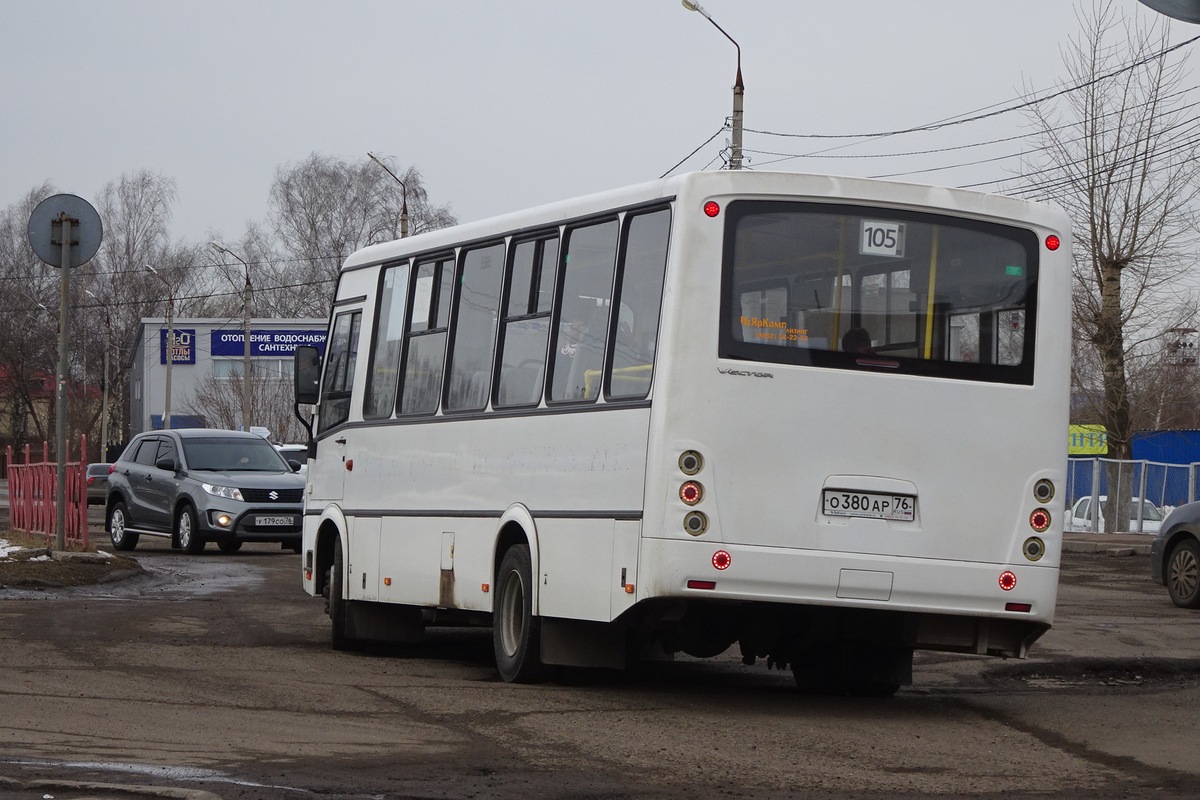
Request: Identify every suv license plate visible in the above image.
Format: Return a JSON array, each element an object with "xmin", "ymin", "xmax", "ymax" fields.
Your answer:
[
  {"xmin": 822, "ymin": 490, "xmax": 915, "ymax": 521},
  {"xmin": 256, "ymin": 515, "xmax": 294, "ymax": 526}
]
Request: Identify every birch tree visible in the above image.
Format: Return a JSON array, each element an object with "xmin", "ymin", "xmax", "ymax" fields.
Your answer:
[{"xmin": 1024, "ymin": 1, "xmax": 1200, "ymax": 528}]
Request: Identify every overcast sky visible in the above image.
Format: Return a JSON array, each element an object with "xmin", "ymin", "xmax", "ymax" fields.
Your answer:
[{"xmin": 1, "ymin": 1, "xmax": 1191, "ymax": 245}]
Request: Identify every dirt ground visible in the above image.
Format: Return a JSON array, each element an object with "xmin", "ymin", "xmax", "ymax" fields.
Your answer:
[{"xmin": 0, "ymin": 529, "xmax": 144, "ymax": 589}]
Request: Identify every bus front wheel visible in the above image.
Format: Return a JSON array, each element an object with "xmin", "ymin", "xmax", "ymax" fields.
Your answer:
[
  {"xmin": 326, "ymin": 537, "xmax": 354, "ymax": 651},
  {"xmin": 493, "ymin": 544, "xmax": 546, "ymax": 683}
]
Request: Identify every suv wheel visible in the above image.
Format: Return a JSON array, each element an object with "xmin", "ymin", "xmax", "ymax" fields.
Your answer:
[
  {"xmin": 177, "ymin": 505, "xmax": 205, "ymax": 555},
  {"xmin": 1166, "ymin": 539, "xmax": 1200, "ymax": 609},
  {"xmin": 108, "ymin": 502, "xmax": 139, "ymax": 551}
]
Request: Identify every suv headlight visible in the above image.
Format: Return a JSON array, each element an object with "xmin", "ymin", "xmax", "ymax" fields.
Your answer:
[{"xmin": 202, "ymin": 483, "xmax": 244, "ymax": 501}]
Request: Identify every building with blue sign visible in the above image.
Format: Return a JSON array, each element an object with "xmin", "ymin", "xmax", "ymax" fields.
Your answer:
[{"xmin": 128, "ymin": 317, "xmax": 326, "ymax": 437}]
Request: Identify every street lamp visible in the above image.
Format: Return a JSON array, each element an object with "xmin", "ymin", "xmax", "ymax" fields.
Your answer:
[
  {"xmin": 209, "ymin": 243, "xmax": 253, "ymax": 431},
  {"xmin": 681, "ymin": 0, "xmax": 744, "ymax": 170},
  {"xmin": 367, "ymin": 151, "xmax": 409, "ymax": 238},
  {"xmin": 84, "ymin": 289, "xmax": 112, "ymax": 460},
  {"xmin": 145, "ymin": 265, "xmax": 173, "ymax": 430}
]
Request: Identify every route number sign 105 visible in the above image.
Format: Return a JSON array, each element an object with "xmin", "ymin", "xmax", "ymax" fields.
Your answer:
[{"xmin": 860, "ymin": 220, "xmax": 906, "ymax": 258}]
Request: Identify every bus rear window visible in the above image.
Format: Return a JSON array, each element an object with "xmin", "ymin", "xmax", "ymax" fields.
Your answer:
[{"xmin": 719, "ymin": 201, "xmax": 1039, "ymax": 384}]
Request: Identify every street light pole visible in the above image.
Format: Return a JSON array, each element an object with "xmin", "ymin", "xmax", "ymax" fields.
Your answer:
[
  {"xmin": 85, "ymin": 290, "xmax": 111, "ymax": 460},
  {"xmin": 682, "ymin": 0, "xmax": 744, "ymax": 170},
  {"xmin": 367, "ymin": 151, "xmax": 409, "ymax": 237},
  {"xmin": 145, "ymin": 265, "xmax": 173, "ymax": 430},
  {"xmin": 210, "ymin": 243, "xmax": 253, "ymax": 431}
]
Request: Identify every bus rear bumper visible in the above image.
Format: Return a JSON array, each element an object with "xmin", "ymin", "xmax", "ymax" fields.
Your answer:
[{"xmin": 638, "ymin": 538, "xmax": 1059, "ymax": 658}]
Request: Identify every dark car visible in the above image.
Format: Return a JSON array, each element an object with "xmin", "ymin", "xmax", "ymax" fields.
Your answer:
[
  {"xmin": 105, "ymin": 429, "xmax": 305, "ymax": 555},
  {"xmin": 1150, "ymin": 501, "xmax": 1200, "ymax": 608},
  {"xmin": 85, "ymin": 462, "xmax": 112, "ymax": 505}
]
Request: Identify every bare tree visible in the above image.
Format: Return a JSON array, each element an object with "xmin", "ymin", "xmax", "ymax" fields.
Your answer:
[
  {"xmin": 182, "ymin": 370, "xmax": 305, "ymax": 444},
  {"xmin": 78, "ymin": 170, "xmax": 206, "ymax": 445},
  {"xmin": 248, "ymin": 152, "xmax": 456, "ymax": 318},
  {"xmin": 1024, "ymin": 1, "xmax": 1200, "ymax": 528},
  {"xmin": 0, "ymin": 184, "xmax": 60, "ymax": 445}
]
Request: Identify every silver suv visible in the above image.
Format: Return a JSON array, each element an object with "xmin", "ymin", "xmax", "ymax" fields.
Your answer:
[{"xmin": 105, "ymin": 429, "xmax": 305, "ymax": 554}]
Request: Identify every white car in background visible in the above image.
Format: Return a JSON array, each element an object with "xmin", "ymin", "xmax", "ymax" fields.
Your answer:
[
  {"xmin": 1068, "ymin": 495, "xmax": 1163, "ymax": 535},
  {"xmin": 274, "ymin": 444, "xmax": 308, "ymax": 475}
]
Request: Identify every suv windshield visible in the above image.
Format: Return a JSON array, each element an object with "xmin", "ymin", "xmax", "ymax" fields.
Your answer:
[
  {"xmin": 181, "ymin": 438, "xmax": 289, "ymax": 472},
  {"xmin": 720, "ymin": 200, "xmax": 1039, "ymax": 384}
]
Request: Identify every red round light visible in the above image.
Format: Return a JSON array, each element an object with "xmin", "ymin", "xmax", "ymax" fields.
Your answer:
[
  {"xmin": 712, "ymin": 550, "xmax": 732, "ymax": 570},
  {"xmin": 1045, "ymin": 234, "xmax": 1061, "ymax": 251},
  {"xmin": 680, "ymin": 481, "xmax": 703, "ymax": 506},
  {"xmin": 1029, "ymin": 508, "xmax": 1051, "ymax": 532},
  {"xmin": 703, "ymin": 200, "xmax": 721, "ymax": 218},
  {"xmin": 999, "ymin": 571, "xmax": 1017, "ymax": 591}
]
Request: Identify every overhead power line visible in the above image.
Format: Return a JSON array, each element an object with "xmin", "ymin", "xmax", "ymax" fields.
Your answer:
[{"xmin": 743, "ymin": 33, "xmax": 1200, "ymax": 142}]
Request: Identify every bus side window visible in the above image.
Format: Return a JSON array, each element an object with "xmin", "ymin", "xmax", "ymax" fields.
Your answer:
[
  {"xmin": 364, "ymin": 262, "xmax": 409, "ymax": 419},
  {"xmin": 399, "ymin": 257, "xmax": 453, "ymax": 415},
  {"xmin": 496, "ymin": 235, "xmax": 557, "ymax": 408},
  {"xmin": 549, "ymin": 219, "xmax": 618, "ymax": 403},
  {"xmin": 446, "ymin": 242, "xmax": 504, "ymax": 412},
  {"xmin": 608, "ymin": 207, "xmax": 669, "ymax": 400},
  {"xmin": 317, "ymin": 310, "xmax": 362, "ymax": 433}
]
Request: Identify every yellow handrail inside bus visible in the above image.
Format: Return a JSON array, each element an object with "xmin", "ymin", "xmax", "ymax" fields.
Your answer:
[
  {"xmin": 923, "ymin": 226, "xmax": 940, "ymax": 360},
  {"xmin": 584, "ymin": 363, "xmax": 653, "ymax": 398}
]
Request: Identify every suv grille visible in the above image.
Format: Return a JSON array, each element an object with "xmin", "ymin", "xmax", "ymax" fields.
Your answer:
[{"xmin": 241, "ymin": 488, "xmax": 304, "ymax": 503}]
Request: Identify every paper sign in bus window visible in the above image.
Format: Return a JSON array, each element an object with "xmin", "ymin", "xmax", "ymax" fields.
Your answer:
[{"xmin": 860, "ymin": 220, "xmax": 906, "ymax": 258}]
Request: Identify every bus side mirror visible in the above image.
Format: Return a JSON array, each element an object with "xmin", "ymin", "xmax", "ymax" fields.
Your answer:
[{"xmin": 294, "ymin": 345, "xmax": 321, "ymax": 405}]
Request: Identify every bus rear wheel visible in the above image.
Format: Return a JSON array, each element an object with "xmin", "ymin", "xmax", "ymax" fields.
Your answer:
[
  {"xmin": 326, "ymin": 537, "xmax": 354, "ymax": 651},
  {"xmin": 791, "ymin": 643, "xmax": 908, "ymax": 698},
  {"xmin": 493, "ymin": 544, "xmax": 546, "ymax": 683}
]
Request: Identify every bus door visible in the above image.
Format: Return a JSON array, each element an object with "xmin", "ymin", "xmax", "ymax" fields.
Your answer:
[{"xmin": 309, "ymin": 307, "xmax": 362, "ymax": 503}]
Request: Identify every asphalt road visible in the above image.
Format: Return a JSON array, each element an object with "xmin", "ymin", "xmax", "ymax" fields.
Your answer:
[{"xmin": 0, "ymin": 539, "xmax": 1197, "ymax": 800}]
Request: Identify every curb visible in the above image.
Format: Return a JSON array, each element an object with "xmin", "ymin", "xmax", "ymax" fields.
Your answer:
[
  {"xmin": 1062, "ymin": 540, "xmax": 1151, "ymax": 556},
  {"xmin": 0, "ymin": 775, "xmax": 222, "ymax": 799}
]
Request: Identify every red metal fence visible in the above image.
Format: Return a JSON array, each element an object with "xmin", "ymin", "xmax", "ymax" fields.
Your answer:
[{"xmin": 5, "ymin": 436, "xmax": 89, "ymax": 549}]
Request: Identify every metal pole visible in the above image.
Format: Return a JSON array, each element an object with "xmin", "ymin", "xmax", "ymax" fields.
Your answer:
[
  {"xmin": 730, "ymin": 63, "xmax": 744, "ymax": 170},
  {"xmin": 682, "ymin": 1, "xmax": 743, "ymax": 170},
  {"xmin": 55, "ymin": 216, "xmax": 71, "ymax": 551},
  {"xmin": 367, "ymin": 151, "xmax": 409, "ymax": 237},
  {"xmin": 243, "ymin": 268, "xmax": 252, "ymax": 432},
  {"xmin": 100, "ymin": 318, "xmax": 110, "ymax": 461},
  {"xmin": 163, "ymin": 290, "xmax": 173, "ymax": 430}
]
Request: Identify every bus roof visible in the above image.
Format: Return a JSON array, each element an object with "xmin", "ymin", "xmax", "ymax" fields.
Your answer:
[{"xmin": 340, "ymin": 171, "xmax": 1068, "ymax": 273}]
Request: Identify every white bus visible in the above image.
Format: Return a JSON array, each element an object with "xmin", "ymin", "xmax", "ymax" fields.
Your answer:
[{"xmin": 292, "ymin": 171, "xmax": 1070, "ymax": 695}]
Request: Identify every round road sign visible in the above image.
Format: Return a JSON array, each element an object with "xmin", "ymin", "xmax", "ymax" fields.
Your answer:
[{"xmin": 27, "ymin": 193, "xmax": 103, "ymax": 269}]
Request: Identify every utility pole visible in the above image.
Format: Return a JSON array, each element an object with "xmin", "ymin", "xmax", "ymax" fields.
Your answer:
[
  {"xmin": 210, "ymin": 243, "xmax": 253, "ymax": 431},
  {"xmin": 682, "ymin": 0, "xmax": 744, "ymax": 170},
  {"xmin": 367, "ymin": 151, "xmax": 409, "ymax": 237},
  {"xmin": 85, "ymin": 290, "xmax": 112, "ymax": 460},
  {"xmin": 145, "ymin": 265, "xmax": 173, "ymax": 429}
]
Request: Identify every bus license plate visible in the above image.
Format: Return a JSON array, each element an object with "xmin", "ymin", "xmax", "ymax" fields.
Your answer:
[
  {"xmin": 255, "ymin": 515, "xmax": 294, "ymax": 526},
  {"xmin": 822, "ymin": 490, "xmax": 915, "ymax": 521}
]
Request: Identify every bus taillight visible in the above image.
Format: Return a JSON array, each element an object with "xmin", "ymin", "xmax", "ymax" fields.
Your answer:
[
  {"xmin": 999, "ymin": 571, "xmax": 1017, "ymax": 591},
  {"xmin": 1029, "ymin": 508, "xmax": 1051, "ymax": 532},
  {"xmin": 703, "ymin": 200, "xmax": 721, "ymax": 218},
  {"xmin": 1045, "ymin": 234, "xmax": 1061, "ymax": 251},
  {"xmin": 712, "ymin": 550, "xmax": 732, "ymax": 570},
  {"xmin": 680, "ymin": 481, "xmax": 703, "ymax": 505}
]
